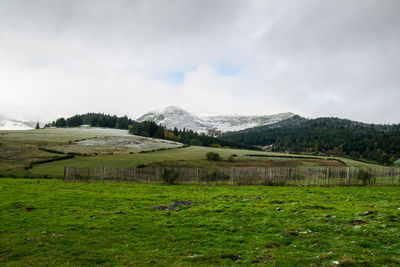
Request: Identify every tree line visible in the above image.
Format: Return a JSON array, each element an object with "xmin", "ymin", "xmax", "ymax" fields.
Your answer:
[
  {"xmin": 220, "ymin": 116, "xmax": 400, "ymax": 165},
  {"xmin": 129, "ymin": 120, "xmax": 255, "ymax": 150},
  {"xmin": 48, "ymin": 113, "xmax": 133, "ymax": 129}
]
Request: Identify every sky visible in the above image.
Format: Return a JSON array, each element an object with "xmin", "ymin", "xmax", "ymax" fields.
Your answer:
[{"xmin": 1, "ymin": 0, "xmax": 399, "ymax": 123}]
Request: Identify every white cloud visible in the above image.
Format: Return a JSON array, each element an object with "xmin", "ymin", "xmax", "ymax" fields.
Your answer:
[{"xmin": 0, "ymin": 0, "xmax": 399, "ymax": 123}]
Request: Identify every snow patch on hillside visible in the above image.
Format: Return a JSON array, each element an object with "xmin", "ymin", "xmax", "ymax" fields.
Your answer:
[
  {"xmin": 0, "ymin": 120, "xmax": 34, "ymax": 130},
  {"xmin": 137, "ymin": 106, "xmax": 296, "ymax": 133}
]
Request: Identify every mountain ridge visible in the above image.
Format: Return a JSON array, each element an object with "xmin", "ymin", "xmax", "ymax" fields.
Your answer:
[{"xmin": 136, "ymin": 106, "xmax": 296, "ymax": 133}]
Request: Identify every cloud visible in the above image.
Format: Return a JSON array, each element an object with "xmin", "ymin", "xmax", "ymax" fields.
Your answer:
[{"xmin": 0, "ymin": 0, "xmax": 399, "ymax": 123}]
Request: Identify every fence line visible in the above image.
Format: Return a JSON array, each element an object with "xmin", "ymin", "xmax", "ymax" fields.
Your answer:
[{"xmin": 63, "ymin": 165, "xmax": 400, "ymax": 186}]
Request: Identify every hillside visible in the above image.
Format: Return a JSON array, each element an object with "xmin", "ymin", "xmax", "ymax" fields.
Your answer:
[
  {"xmin": 0, "ymin": 127, "xmax": 182, "ymax": 176},
  {"xmin": 220, "ymin": 116, "xmax": 400, "ymax": 165},
  {"xmin": 0, "ymin": 115, "xmax": 39, "ymax": 130}
]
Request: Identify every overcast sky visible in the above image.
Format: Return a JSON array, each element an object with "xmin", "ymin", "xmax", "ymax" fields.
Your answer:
[{"xmin": 1, "ymin": 0, "xmax": 399, "ymax": 123}]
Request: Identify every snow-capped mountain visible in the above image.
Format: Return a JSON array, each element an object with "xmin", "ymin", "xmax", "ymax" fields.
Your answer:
[
  {"xmin": 137, "ymin": 106, "xmax": 213, "ymax": 133},
  {"xmin": 136, "ymin": 106, "xmax": 296, "ymax": 134},
  {"xmin": 0, "ymin": 115, "xmax": 38, "ymax": 130}
]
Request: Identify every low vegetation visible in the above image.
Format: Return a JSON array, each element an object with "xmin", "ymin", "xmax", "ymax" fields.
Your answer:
[
  {"xmin": 161, "ymin": 168, "xmax": 179, "ymax": 184},
  {"xmin": 1, "ymin": 179, "xmax": 399, "ymax": 266},
  {"xmin": 206, "ymin": 152, "xmax": 221, "ymax": 161}
]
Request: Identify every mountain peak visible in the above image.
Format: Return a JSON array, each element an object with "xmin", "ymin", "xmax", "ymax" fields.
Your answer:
[{"xmin": 137, "ymin": 107, "xmax": 297, "ymax": 133}]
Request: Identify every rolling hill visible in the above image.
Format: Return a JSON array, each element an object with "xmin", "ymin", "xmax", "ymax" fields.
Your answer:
[{"xmin": 219, "ymin": 116, "xmax": 400, "ymax": 165}]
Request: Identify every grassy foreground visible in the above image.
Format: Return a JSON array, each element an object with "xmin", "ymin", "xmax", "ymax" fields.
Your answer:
[{"xmin": 1, "ymin": 179, "xmax": 400, "ymax": 266}]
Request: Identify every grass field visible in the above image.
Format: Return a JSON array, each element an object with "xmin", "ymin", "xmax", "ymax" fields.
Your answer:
[
  {"xmin": 1, "ymin": 178, "xmax": 399, "ymax": 266},
  {"xmin": 0, "ymin": 128, "xmax": 389, "ymax": 178},
  {"xmin": 0, "ymin": 128, "xmax": 181, "ymax": 176},
  {"xmin": 30, "ymin": 146, "xmax": 379, "ymax": 177}
]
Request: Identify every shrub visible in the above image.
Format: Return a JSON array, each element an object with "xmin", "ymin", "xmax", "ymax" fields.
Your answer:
[
  {"xmin": 228, "ymin": 155, "xmax": 235, "ymax": 162},
  {"xmin": 262, "ymin": 179, "xmax": 287, "ymax": 186},
  {"xmin": 357, "ymin": 170, "xmax": 371, "ymax": 185},
  {"xmin": 161, "ymin": 168, "xmax": 179, "ymax": 184},
  {"xmin": 206, "ymin": 152, "xmax": 221, "ymax": 161},
  {"xmin": 203, "ymin": 170, "xmax": 230, "ymax": 182}
]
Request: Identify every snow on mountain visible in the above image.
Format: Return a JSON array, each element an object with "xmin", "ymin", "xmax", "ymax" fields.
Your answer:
[
  {"xmin": 137, "ymin": 106, "xmax": 213, "ymax": 133},
  {"xmin": 203, "ymin": 113, "xmax": 296, "ymax": 132},
  {"xmin": 136, "ymin": 106, "xmax": 296, "ymax": 134},
  {"xmin": 0, "ymin": 115, "xmax": 38, "ymax": 130}
]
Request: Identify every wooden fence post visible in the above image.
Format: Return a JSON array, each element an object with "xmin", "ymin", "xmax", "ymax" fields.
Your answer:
[
  {"xmin": 307, "ymin": 168, "xmax": 311, "ymax": 186},
  {"xmin": 346, "ymin": 167, "xmax": 350, "ymax": 185},
  {"xmin": 390, "ymin": 168, "xmax": 394, "ymax": 186},
  {"xmin": 63, "ymin": 165, "xmax": 67, "ymax": 181},
  {"xmin": 101, "ymin": 167, "xmax": 104, "ymax": 182},
  {"xmin": 326, "ymin": 168, "xmax": 330, "ymax": 186}
]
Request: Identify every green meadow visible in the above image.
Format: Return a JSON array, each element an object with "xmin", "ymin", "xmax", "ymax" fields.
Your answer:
[{"xmin": 1, "ymin": 178, "xmax": 400, "ymax": 266}]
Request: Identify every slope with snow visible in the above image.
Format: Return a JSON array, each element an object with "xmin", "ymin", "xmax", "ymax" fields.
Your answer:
[
  {"xmin": 0, "ymin": 120, "xmax": 33, "ymax": 130},
  {"xmin": 136, "ymin": 106, "xmax": 296, "ymax": 133},
  {"xmin": 0, "ymin": 115, "xmax": 39, "ymax": 130},
  {"xmin": 137, "ymin": 106, "xmax": 213, "ymax": 133}
]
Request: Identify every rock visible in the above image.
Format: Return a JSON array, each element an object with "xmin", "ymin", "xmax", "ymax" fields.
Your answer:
[
  {"xmin": 269, "ymin": 201, "xmax": 282, "ymax": 204},
  {"xmin": 152, "ymin": 200, "xmax": 197, "ymax": 211},
  {"xmin": 115, "ymin": 211, "xmax": 126, "ymax": 215},
  {"xmin": 283, "ymin": 231, "xmax": 299, "ymax": 236},
  {"xmin": 266, "ymin": 242, "xmax": 280, "ymax": 248},
  {"xmin": 25, "ymin": 206, "xmax": 35, "ymax": 212},
  {"xmin": 351, "ymin": 219, "xmax": 366, "ymax": 225},
  {"xmin": 52, "ymin": 234, "xmax": 65, "ymax": 237}
]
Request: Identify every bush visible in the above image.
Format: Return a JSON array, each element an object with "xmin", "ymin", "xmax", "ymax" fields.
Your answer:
[
  {"xmin": 206, "ymin": 152, "xmax": 221, "ymax": 161},
  {"xmin": 357, "ymin": 170, "xmax": 371, "ymax": 185},
  {"xmin": 203, "ymin": 170, "xmax": 230, "ymax": 182},
  {"xmin": 262, "ymin": 179, "xmax": 287, "ymax": 186},
  {"xmin": 161, "ymin": 168, "xmax": 179, "ymax": 184},
  {"xmin": 228, "ymin": 155, "xmax": 235, "ymax": 162}
]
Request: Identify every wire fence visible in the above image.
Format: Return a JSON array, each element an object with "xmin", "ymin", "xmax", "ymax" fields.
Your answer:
[{"xmin": 63, "ymin": 165, "xmax": 400, "ymax": 186}]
